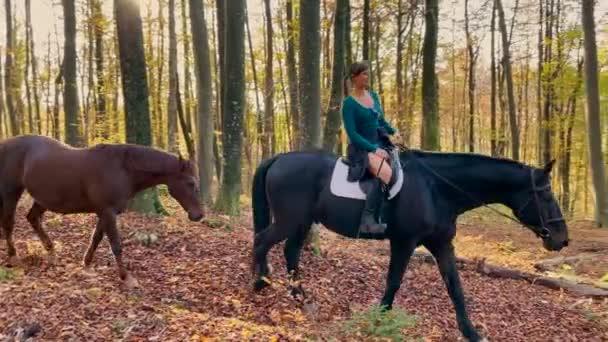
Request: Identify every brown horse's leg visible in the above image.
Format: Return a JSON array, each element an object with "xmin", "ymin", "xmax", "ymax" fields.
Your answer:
[
  {"xmin": 26, "ymin": 202, "xmax": 54, "ymax": 257},
  {"xmin": 99, "ymin": 209, "xmax": 138, "ymax": 288},
  {"xmin": 2, "ymin": 188, "xmax": 24, "ymax": 266},
  {"xmin": 82, "ymin": 221, "xmax": 104, "ymax": 268}
]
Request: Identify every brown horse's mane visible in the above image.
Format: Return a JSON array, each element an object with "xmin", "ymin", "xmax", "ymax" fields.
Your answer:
[{"xmin": 91, "ymin": 143, "xmax": 183, "ymax": 175}]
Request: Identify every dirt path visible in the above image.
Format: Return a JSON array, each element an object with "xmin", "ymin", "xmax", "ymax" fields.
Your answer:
[{"xmin": 0, "ymin": 203, "xmax": 606, "ymax": 341}]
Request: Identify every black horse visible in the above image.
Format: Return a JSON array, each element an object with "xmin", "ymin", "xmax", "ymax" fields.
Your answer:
[{"xmin": 250, "ymin": 148, "xmax": 568, "ymax": 341}]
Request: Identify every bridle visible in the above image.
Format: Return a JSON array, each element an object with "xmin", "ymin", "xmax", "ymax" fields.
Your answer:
[
  {"xmin": 394, "ymin": 144, "xmax": 565, "ymax": 240},
  {"xmin": 515, "ymin": 168, "xmax": 565, "ymax": 239}
]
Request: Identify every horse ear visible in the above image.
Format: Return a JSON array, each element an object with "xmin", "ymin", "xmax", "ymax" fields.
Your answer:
[{"xmin": 543, "ymin": 159, "xmax": 556, "ymax": 174}]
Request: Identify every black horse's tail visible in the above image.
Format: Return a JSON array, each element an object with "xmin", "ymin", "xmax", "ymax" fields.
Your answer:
[{"xmin": 252, "ymin": 155, "xmax": 278, "ymax": 236}]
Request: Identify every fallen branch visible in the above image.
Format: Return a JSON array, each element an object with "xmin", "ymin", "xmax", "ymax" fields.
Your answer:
[
  {"xmin": 533, "ymin": 253, "xmax": 602, "ymax": 272},
  {"xmin": 411, "ymin": 250, "xmax": 608, "ymax": 298},
  {"xmin": 476, "ymin": 259, "xmax": 608, "ymax": 298}
]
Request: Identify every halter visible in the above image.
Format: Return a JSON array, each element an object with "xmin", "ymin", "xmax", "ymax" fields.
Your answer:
[{"xmin": 515, "ymin": 168, "xmax": 565, "ymax": 239}]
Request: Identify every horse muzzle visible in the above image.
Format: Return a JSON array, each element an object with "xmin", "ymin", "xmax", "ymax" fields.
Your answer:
[{"xmin": 188, "ymin": 211, "xmax": 204, "ymax": 222}]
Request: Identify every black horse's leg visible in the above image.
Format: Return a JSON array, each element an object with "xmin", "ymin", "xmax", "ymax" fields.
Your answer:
[
  {"xmin": 26, "ymin": 202, "xmax": 54, "ymax": 261},
  {"xmin": 99, "ymin": 209, "xmax": 137, "ymax": 288},
  {"xmin": 253, "ymin": 222, "xmax": 292, "ymax": 291},
  {"xmin": 82, "ymin": 219, "xmax": 105, "ymax": 268},
  {"xmin": 380, "ymin": 238, "xmax": 416, "ymax": 309},
  {"xmin": 426, "ymin": 241, "xmax": 482, "ymax": 342},
  {"xmin": 284, "ymin": 226, "xmax": 310, "ymax": 298},
  {"xmin": 1, "ymin": 188, "xmax": 23, "ymax": 266}
]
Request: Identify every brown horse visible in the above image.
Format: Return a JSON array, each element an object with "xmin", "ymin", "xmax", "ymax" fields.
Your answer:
[{"xmin": 0, "ymin": 135, "xmax": 203, "ymax": 287}]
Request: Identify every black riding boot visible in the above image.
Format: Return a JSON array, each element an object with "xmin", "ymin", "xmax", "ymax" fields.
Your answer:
[{"xmin": 359, "ymin": 178, "xmax": 387, "ymax": 234}]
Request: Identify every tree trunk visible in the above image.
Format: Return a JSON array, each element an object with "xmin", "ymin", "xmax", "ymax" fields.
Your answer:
[
  {"xmin": 490, "ymin": 0, "xmax": 497, "ymax": 156},
  {"xmin": 156, "ymin": 0, "xmax": 166, "ymax": 148},
  {"xmin": 215, "ymin": 0, "xmax": 246, "ymax": 215},
  {"xmin": 92, "ymin": 0, "xmax": 107, "ymax": 141},
  {"xmin": 189, "ymin": 0, "xmax": 215, "ymax": 205},
  {"xmin": 464, "ymin": 0, "xmax": 477, "ymax": 153},
  {"xmin": 542, "ymin": 0, "xmax": 554, "ymax": 165},
  {"xmin": 322, "ymin": 0, "xmax": 347, "ymax": 152},
  {"xmin": 421, "ymin": 0, "xmax": 439, "ymax": 150},
  {"xmin": 345, "ymin": 0, "xmax": 352, "ymax": 69},
  {"xmin": 212, "ymin": 1, "xmax": 223, "ymax": 183},
  {"xmin": 175, "ymin": 72, "xmax": 194, "ymax": 158},
  {"xmin": 286, "ymin": 0, "xmax": 299, "ymax": 149},
  {"xmin": 561, "ymin": 59, "xmax": 583, "ymax": 215},
  {"xmin": 115, "ymin": 0, "xmax": 164, "ymax": 214},
  {"xmin": 4, "ymin": 0, "xmax": 18, "ymax": 136},
  {"xmin": 362, "ymin": 0, "xmax": 370, "ymax": 61},
  {"xmin": 537, "ymin": 0, "xmax": 544, "ymax": 164},
  {"xmin": 395, "ymin": 0, "xmax": 403, "ymax": 131},
  {"xmin": 496, "ymin": 0, "xmax": 519, "ymax": 160},
  {"xmin": 181, "ymin": 0, "xmax": 194, "ymax": 138},
  {"xmin": 216, "ymin": 0, "xmax": 225, "ymax": 133},
  {"xmin": 0, "ymin": 46, "xmax": 5, "ymax": 138},
  {"xmin": 244, "ymin": 5, "xmax": 262, "ymax": 160},
  {"xmin": 581, "ymin": 0, "xmax": 608, "ymax": 227},
  {"xmin": 167, "ymin": 0, "xmax": 179, "ymax": 153},
  {"xmin": 62, "ymin": 0, "xmax": 83, "ymax": 146},
  {"xmin": 263, "ymin": 0, "xmax": 275, "ymax": 158},
  {"xmin": 24, "ymin": 0, "xmax": 33, "ymax": 133},
  {"xmin": 299, "ymin": 0, "xmax": 321, "ymax": 149}
]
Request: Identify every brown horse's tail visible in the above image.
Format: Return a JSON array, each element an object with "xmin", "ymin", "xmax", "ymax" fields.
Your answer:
[{"xmin": 251, "ymin": 155, "xmax": 278, "ymax": 273}]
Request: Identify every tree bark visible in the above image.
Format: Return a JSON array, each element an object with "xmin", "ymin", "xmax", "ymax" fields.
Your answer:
[
  {"xmin": 421, "ymin": 0, "xmax": 440, "ymax": 150},
  {"xmin": 299, "ymin": 0, "xmax": 321, "ymax": 149},
  {"xmin": 490, "ymin": 0, "xmax": 498, "ymax": 156},
  {"xmin": 244, "ymin": 4, "xmax": 262, "ymax": 161},
  {"xmin": 263, "ymin": 0, "xmax": 275, "ymax": 158},
  {"xmin": 92, "ymin": 0, "xmax": 107, "ymax": 141},
  {"xmin": 362, "ymin": 0, "xmax": 370, "ymax": 61},
  {"xmin": 285, "ymin": 0, "xmax": 299, "ymax": 149},
  {"xmin": 496, "ymin": 0, "xmax": 519, "ymax": 160},
  {"xmin": 156, "ymin": 0, "xmax": 166, "ymax": 148},
  {"xmin": 189, "ymin": 0, "xmax": 215, "ymax": 205},
  {"xmin": 537, "ymin": 0, "xmax": 544, "ymax": 164},
  {"xmin": 323, "ymin": 0, "xmax": 347, "ymax": 152},
  {"xmin": 167, "ymin": 0, "xmax": 179, "ymax": 153},
  {"xmin": 215, "ymin": 0, "xmax": 246, "ymax": 215},
  {"xmin": 5, "ymin": 0, "xmax": 18, "ymax": 136},
  {"xmin": 464, "ymin": 0, "xmax": 477, "ymax": 153},
  {"xmin": 542, "ymin": 0, "xmax": 554, "ymax": 165},
  {"xmin": 581, "ymin": 0, "xmax": 608, "ymax": 227},
  {"xmin": 62, "ymin": 0, "xmax": 83, "ymax": 146}
]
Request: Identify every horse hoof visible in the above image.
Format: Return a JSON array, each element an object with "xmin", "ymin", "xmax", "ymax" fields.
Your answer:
[
  {"xmin": 253, "ymin": 277, "xmax": 271, "ymax": 292},
  {"xmin": 289, "ymin": 285, "xmax": 305, "ymax": 299},
  {"xmin": 123, "ymin": 274, "xmax": 140, "ymax": 289}
]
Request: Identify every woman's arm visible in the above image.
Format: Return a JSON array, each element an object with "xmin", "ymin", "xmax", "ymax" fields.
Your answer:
[{"xmin": 342, "ymin": 100, "xmax": 378, "ymax": 152}]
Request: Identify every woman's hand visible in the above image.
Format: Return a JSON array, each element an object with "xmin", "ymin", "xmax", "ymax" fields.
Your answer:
[{"xmin": 375, "ymin": 148, "xmax": 390, "ymax": 160}]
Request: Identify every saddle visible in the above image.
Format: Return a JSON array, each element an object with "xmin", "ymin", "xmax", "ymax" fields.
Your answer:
[{"xmin": 331, "ymin": 149, "xmax": 404, "ymax": 201}]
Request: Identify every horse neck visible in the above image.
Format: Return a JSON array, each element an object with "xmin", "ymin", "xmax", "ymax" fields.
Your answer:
[
  {"xmin": 425, "ymin": 155, "xmax": 530, "ymax": 215},
  {"xmin": 123, "ymin": 146, "xmax": 178, "ymax": 192}
]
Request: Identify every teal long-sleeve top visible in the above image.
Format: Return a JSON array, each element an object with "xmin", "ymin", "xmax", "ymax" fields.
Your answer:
[{"xmin": 342, "ymin": 90, "xmax": 396, "ymax": 152}]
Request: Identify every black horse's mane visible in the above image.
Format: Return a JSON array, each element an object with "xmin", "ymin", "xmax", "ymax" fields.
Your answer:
[{"xmin": 396, "ymin": 145, "xmax": 531, "ymax": 170}]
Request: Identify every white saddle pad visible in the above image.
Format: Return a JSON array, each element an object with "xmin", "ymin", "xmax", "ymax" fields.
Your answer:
[{"xmin": 329, "ymin": 158, "xmax": 404, "ymax": 200}]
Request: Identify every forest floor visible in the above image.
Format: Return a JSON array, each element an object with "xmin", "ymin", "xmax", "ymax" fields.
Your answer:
[{"xmin": 0, "ymin": 195, "xmax": 607, "ymax": 341}]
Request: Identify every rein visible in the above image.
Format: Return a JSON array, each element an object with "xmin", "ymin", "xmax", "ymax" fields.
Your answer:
[{"xmin": 394, "ymin": 144, "xmax": 564, "ymax": 239}]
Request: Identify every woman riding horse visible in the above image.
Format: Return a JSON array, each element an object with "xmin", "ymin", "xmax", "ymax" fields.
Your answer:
[{"xmin": 342, "ymin": 61, "xmax": 398, "ymax": 234}]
